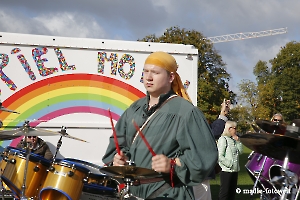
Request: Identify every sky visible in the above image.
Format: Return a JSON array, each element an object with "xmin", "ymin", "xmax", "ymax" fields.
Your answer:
[{"xmin": 0, "ymin": 0, "xmax": 299, "ymax": 95}]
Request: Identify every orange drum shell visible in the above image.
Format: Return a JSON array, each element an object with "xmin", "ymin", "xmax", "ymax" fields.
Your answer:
[
  {"xmin": 0, "ymin": 158, "xmax": 10, "ymax": 191},
  {"xmin": 2, "ymin": 154, "xmax": 48, "ymax": 199},
  {"xmin": 40, "ymin": 164, "xmax": 87, "ymax": 200}
]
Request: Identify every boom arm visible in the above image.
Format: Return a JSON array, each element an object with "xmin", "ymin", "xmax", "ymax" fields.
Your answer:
[{"xmin": 206, "ymin": 27, "xmax": 287, "ymax": 43}]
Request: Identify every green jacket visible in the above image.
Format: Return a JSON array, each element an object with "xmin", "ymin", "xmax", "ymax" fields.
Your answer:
[{"xmin": 217, "ymin": 136, "xmax": 243, "ymax": 172}]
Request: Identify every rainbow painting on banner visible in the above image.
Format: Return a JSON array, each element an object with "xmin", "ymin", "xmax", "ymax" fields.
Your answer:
[{"xmin": 0, "ymin": 73, "xmax": 145, "ymax": 148}]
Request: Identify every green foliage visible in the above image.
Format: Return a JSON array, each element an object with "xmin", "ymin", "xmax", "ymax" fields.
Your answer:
[
  {"xmin": 228, "ymin": 105, "xmax": 253, "ymax": 134},
  {"xmin": 238, "ymin": 41, "xmax": 300, "ymax": 125},
  {"xmin": 139, "ymin": 26, "xmax": 236, "ymax": 122}
]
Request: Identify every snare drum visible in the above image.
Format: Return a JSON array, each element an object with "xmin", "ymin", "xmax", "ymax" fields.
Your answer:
[
  {"xmin": 245, "ymin": 152, "xmax": 275, "ymax": 190},
  {"xmin": 1, "ymin": 147, "xmax": 51, "ymax": 199},
  {"xmin": 39, "ymin": 159, "xmax": 90, "ymax": 200}
]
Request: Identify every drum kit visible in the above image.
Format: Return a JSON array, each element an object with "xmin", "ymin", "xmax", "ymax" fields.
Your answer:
[
  {"xmin": 0, "ymin": 105, "xmax": 163, "ymax": 200},
  {"xmin": 241, "ymin": 119, "xmax": 300, "ymax": 200}
]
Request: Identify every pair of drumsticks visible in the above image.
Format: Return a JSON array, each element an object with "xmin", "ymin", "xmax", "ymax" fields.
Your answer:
[{"xmin": 108, "ymin": 109, "xmax": 156, "ymax": 156}]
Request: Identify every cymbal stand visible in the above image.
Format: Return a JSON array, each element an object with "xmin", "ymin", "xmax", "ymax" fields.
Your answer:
[
  {"xmin": 251, "ymin": 155, "xmax": 268, "ymax": 196},
  {"xmin": 119, "ymin": 160, "xmax": 136, "ymax": 200},
  {"xmin": 53, "ymin": 135, "xmax": 63, "ymax": 161},
  {"xmin": 20, "ymin": 135, "xmax": 31, "ymax": 200},
  {"xmin": 52, "ymin": 126, "xmax": 66, "ymax": 162}
]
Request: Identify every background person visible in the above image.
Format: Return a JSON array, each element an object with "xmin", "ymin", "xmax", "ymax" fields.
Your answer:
[
  {"xmin": 102, "ymin": 51, "xmax": 217, "ymax": 200},
  {"xmin": 217, "ymin": 121, "xmax": 243, "ymax": 200},
  {"xmin": 16, "ymin": 136, "xmax": 53, "ymax": 160}
]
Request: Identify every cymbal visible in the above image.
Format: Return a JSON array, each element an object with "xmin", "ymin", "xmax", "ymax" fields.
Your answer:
[
  {"xmin": 59, "ymin": 127, "xmax": 88, "ymax": 143},
  {"xmin": 0, "ymin": 126, "xmax": 60, "ymax": 139},
  {"xmin": 251, "ymin": 124, "xmax": 266, "ymax": 134},
  {"xmin": 240, "ymin": 133, "xmax": 300, "ymax": 164},
  {"xmin": 255, "ymin": 119, "xmax": 286, "ymax": 134},
  {"xmin": 100, "ymin": 166, "xmax": 163, "ymax": 179},
  {"xmin": 0, "ymin": 123, "xmax": 87, "ymax": 142}
]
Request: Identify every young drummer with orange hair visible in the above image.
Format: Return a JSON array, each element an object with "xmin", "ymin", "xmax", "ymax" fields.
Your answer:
[{"xmin": 103, "ymin": 51, "xmax": 217, "ymax": 199}]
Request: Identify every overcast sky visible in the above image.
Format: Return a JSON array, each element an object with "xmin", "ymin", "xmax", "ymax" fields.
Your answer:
[{"xmin": 0, "ymin": 0, "xmax": 299, "ymax": 95}]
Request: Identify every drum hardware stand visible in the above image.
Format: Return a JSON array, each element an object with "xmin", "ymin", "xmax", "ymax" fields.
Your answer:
[
  {"xmin": 20, "ymin": 138, "xmax": 32, "ymax": 200},
  {"xmin": 119, "ymin": 160, "xmax": 136, "ymax": 200},
  {"xmin": 52, "ymin": 126, "xmax": 66, "ymax": 162},
  {"xmin": 270, "ymin": 152, "xmax": 299, "ymax": 200},
  {"xmin": 251, "ymin": 155, "xmax": 268, "ymax": 196}
]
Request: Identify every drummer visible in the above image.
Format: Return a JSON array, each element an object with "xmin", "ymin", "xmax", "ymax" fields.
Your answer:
[
  {"xmin": 16, "ymin": 136, "xmax": 53, "ymax": 160},
  {"xmin": 102, "ymin": 51, "xmax": 217, "ymax": 200},
  {"xmin": 270, "ymin": 113, "xmax": 286, "ymax": 124}
]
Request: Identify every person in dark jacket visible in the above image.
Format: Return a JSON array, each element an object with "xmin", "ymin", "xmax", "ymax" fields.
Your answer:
[{"xmin": 16, "ymin": 136, "xmax": 53, "ymax": 160}]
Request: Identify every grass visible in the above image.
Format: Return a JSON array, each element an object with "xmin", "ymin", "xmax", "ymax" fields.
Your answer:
[{"xmin": 210, "ymin": 145, "xmax": 261, "ymax": 200}]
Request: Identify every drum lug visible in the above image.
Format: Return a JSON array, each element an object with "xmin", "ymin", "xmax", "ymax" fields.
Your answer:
[
  {"xmin": 3, "ymin": 156, "xmax": 8, "ymax": 162},
  {"xmin": 34, "ymin": 165, "xmax": 40, "ymax": 172},
  {"xmin": 9, "ymin": 159, "xmax": 16, "ymax": 164},
  {"xmin": 48, "ymin": 166, "xmax": 55, "ymax": 172},
  {"xmin": 82, "ymin": 177, "xmax": 88, "ymax": 183},
  {"xmin": 67, "ymin": 171, "xmax": 74, "ymax": 177}
]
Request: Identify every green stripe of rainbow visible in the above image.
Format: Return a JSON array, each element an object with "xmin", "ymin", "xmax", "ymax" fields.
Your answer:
[{"xmin": 0, "ymin": 73, "xmax": 145, "ymax": 148}]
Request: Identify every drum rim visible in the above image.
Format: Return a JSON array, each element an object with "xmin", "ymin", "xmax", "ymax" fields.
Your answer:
[
  {"xmin": 7, "ymin": 148, "xmax": 51, "ymax": 166},
  {"xmin": 52, "ymin": 160, "xmax": 90, "ymax": 173},
  {"xmin": 62, "ymin": 158, "xmax": 106, "ymax": 178}
]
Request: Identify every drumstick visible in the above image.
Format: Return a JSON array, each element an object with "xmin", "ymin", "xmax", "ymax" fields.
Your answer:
[
  {"xmin": 108, "ymin": 108, "xmax": 121, "ymax": 155},
  {"xmin": 132, "ymin": 119, "xmax": 156, "ymax": 156}
]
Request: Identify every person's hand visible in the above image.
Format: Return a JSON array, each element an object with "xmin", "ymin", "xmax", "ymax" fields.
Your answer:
[
  {"xmin": 220, "ymin": 99, "xmax": 231, "ymax": 116},
  {"xmin": 113, "ymin": 151, "xmax": 128, "ymax": 166},
  {"xmin": 152, "ymin": 154, "xmax": 171, "ymax": 173}
]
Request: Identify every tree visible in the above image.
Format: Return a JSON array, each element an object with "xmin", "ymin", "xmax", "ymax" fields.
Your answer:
[
  {"xmin": 238, "ymin": 41, "xmax": 300, "ymax": 124},
  {"xmin": 269, "ymin": 41, "xmax": 300, "ymax": 122},
  {"xmin": 139, "ymin": 26, "xmax": 236, "ymax": 122}
]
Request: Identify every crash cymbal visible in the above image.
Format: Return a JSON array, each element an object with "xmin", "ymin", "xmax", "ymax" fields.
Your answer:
[
  {"xmin": 0, "ymin": 103, "xmax": 20, "ymax": 114},
  {"xmin": 0, "ymin": 126, "xmax": 60, "ymax": 139},
  {"xmin": 255, "ymin": 119, "xmax": 286, "ymax": 134},
  {"xmin": 251, "ymin": 124, "xmax": 266, "ymax": 134},
  {"xmin": 59, "ymin": 127, "xmax": 88, "ymax": 143},
  {"xmin": 240, "ymin": 133, "xmax": 300, "ymax": 164},
  {"xmin": 100, "ymin": 166, "xmax": 163, "ymax": 179}
]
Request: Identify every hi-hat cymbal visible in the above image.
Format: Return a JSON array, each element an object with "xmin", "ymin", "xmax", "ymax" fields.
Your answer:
[
  {"xmin": 255, "ymin": 119, "xmax": 286, "ymax": 134},
  {"xmin": 240, "ymin": 133, "xmax": 300, "ymax": 164},
  {"xmin": 100, "ymin": 166, "xmax": 163, "ymax": 179}
]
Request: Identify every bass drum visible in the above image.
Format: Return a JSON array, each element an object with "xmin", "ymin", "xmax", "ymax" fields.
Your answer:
[
  {"xmin": 245, "ymin": 152, "xmax": 275, "ymax": 192},
  {"xmin": 62, "ymin": 158, "xmax": 120, "ymax": 200}
]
